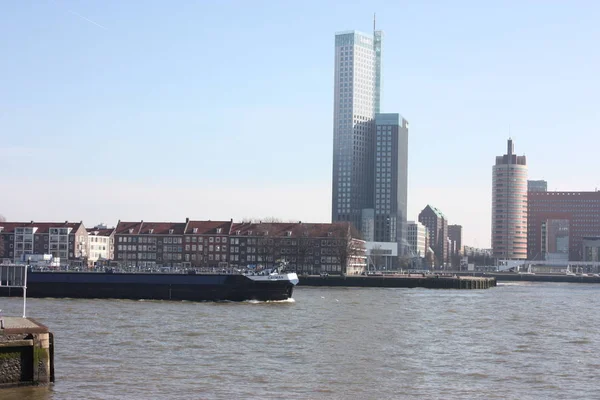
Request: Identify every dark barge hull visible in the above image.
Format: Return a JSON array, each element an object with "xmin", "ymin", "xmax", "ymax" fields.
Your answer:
[{"xmin": 0, "ymin": 272, "xmax": 295, "ymax": 302}]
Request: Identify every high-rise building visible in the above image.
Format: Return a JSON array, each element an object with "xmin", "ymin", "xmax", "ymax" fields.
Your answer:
[
  {"xmin": 373, "ymin": 113, "xmax": 409, "ymax": 253},
  {"xmin": 407, "ymin": 221, "xmax": 428, "ymax": 258},
  {"xmin": 332, "ymin": 29, "xmax": 382, "ymax": 232},
  {"xmin": 527, "ymin": 191, "xmax": 600, "ymax": 261},
  {"xmin": 528, "ymin": 180, "xmax": 547, "ymax": 192},
  {"xmin": 448, "ymin": 224, "xmax": 463, "ymax": 256},
  {"xmin": 418, "ymin": 205, "xmax": 449, "ymax": 267},
  {"xmin": 331, "ymin": 26, "xmax": 409, "ymax": 253},
  {"xmin": 492, "ymin": 139, "xmax": 528, "ymax": 260}
]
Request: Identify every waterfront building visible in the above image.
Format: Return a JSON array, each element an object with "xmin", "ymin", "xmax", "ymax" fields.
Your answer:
[
  {"xmin": 448, "ymin": 224, "xmax": 463, "ymax": 257},
  {"xmin": 406, "ymin": 221, "xmax": 428, "ymax": 258},
  {"xmin": 528, "ymin": 180, "xmax": 547, "ymax": 192},
  {"xmin": 87, "ymin": 225, "xmax": 115, "ymax": 265},
  {"xmin": 527, "ymin": 191, "xmax": 600, "ymax": 261},
  {"xmin": 418, "ymin": 205, "xmax": 449, "ymax": 267},
  {"xmin": 373, "ymin": 113, "xmax": 409, "ymax": 253},
  {"xmin": 331, "ymin": 27, "xmax": 409, "ymax": 254},
  {"xmin": 492, "ymin": 138, "xmax": 528, "ymax": 260},
  {"xmin": 0, "ymin": 221, "xmax": 88, "ymax": 265},
  {"xmin": 114, "ymin": 220, "xmax": 188, "ymax": 269},
  {"xmin": 583, "ymin": 237, "xmax": 600, "ymax": 262},
  {"xmin": 332, "ymin": 29, "xmax": 381, "ymax": 233},
  {"xmin": 113, "ymin": 219, "xmax": 366, "ymax": 275}
]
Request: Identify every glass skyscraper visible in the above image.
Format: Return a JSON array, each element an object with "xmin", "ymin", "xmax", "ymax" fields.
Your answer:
[
  {"xmin": 332, "ymin": 30, "xmax": 382, "ymax": 233},
  {"xmin": 331, "ymin": 28, "xmax": 409, "ymax": 255}
]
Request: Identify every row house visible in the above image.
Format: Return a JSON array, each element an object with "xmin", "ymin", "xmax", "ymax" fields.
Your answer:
[
  {"xmin": 87, "ymin": 225, "xmax": 115, "ymax": 266},
  {"xmin": 228, "ymin": 221, "xmax": 366, "ymax": 274},
  {"xmin": 113, "ymin": 220, "xmax": 187, "ymax": 269},
  {"xmin": 112, "ymin": 219, "xmax": 366, "ymax": 274},
  {"xmin": 0, "ymin": 221, "xmax": 88, "ymax": 265}
]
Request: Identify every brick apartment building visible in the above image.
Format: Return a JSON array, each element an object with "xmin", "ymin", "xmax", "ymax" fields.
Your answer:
[
  {"xmin": 0, "ymin": 221, "xmax": 88, "ymax": 265},
  {"xmin": 113, "ymin": 219, "xmax": 366, "ymax": 274}
]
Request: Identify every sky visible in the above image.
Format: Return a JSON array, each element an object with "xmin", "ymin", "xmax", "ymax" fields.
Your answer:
[{"xmin": 1, "ymin": 1, "xmax": 600, "ymax": 248}]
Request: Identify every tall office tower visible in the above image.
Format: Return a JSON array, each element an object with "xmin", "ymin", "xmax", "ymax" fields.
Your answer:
[
  {"xmin": 373, "ymin": 113, "xmax": 409, "ymax": 254},
  {"xmin": 492, "ymin": 138, "xmax": 528, "ymax": 260},
  {"xmin": 418, "ymin": 205, "xmax": 449, "ymax": 267},
  {"xmin": 448, "ymin": 224, "xmax": 463, "ymax": 256},
  {"xmin": 528, "ymin": 180, "xmax": 547, "ymax": 192},
  {"xmin": 332, "ymin": 29, "xmax": 382, "ymax": 234}
]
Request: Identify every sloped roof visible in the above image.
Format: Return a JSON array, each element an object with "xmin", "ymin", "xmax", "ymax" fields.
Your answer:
[
  {"xmin": 185, "ymin": 220, "xmax": 232, "ymax": 235},
  {"xmin": 115, "ymin": 221, "xmax": 186, "ymax": 235},
  {"xmin": 0, "ymin": 221, "xmax": 83, "ymax": 234},
  {"xmin": 87, "ymin": 228, "xmax": 115, "ymax": 237}
]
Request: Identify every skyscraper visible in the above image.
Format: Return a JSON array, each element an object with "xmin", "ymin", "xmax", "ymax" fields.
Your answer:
[
  {"xmin": 332, "ymin": 29, "xmax": 382, "ymax": 232},
  {"xmin": 373, "ymin": 113, "xmax": 408, "ymax": 252},
  {"xmin": 492, "ymin": 139, "xmax": 528, "ymax": 260}
]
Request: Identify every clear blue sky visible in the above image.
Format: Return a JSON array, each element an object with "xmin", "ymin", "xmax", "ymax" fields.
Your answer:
[{"xmin": 2, "ymin": 1, "xmax": 599, "ymax": 247}]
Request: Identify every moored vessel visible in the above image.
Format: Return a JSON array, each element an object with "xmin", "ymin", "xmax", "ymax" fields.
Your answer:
[{"xmin": 0, "ymin": 264, "xmax": 299, "ymax": 302}]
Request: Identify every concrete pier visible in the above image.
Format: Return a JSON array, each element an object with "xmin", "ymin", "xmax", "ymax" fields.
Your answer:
[
  {"xmin": 0, "ymin": 317, "xmax": 54, "ymax": 388},
  {"xmin": 299, "ymin": 274, "xmax": 496, "ymax": 289}
]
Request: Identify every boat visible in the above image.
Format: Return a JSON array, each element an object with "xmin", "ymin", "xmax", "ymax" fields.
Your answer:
[{"xmin": 0, "ymin": 263, "xmax": 299, "ymax": 302}]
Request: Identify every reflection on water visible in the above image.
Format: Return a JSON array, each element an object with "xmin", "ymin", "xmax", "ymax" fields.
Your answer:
[{"xmin": 2, "ymin": 283, "xmax": 599, "ymax": 400}]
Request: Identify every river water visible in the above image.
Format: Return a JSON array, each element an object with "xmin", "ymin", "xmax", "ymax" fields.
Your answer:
[{"xmin": 2, "ymin": 282, "xmax": 600, "ymax": 400}]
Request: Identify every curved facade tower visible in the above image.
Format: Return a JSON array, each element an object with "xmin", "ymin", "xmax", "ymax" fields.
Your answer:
[{"xmin": 492, "ymin": 139, "xmax": 528, "ymax": 259}]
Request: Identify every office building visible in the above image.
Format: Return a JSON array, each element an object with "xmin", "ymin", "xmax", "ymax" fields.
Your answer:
[
  {"xmin": 331, "ymin": 27, "xmax": 409, "ymax": 254},
  {"xmin": 418, "ymin": 205, "xmax": 449, "ymax": 267},
  {"xmin": 528, "ymin": 180, "xmax": 547, "ymax": 192},
  {"xmin": 492, "ymin": 138, "xmax": 528, "ymax": 260},
  {"xmin": 448, "ymin": 224, "xmax": 463, "ymax": 256},
  {"xmin": 527, "ymin": 191, "xmax": 600, "ymax": 261},
  {"xmin": 332, "ymin": 29, "xmax": 381, "ymax": 232},
  {"xmin": 373, "ymin": 113, "xmax": 409, "ymax": 253},
  {"xmin": 407, "ymin": 221, "xmax": 428, "ymax": 258}
]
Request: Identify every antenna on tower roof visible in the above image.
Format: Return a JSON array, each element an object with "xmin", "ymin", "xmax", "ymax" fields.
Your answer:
[{"xmin": 373, "ymin": 13, "xmax": 376, "ymax": 31}]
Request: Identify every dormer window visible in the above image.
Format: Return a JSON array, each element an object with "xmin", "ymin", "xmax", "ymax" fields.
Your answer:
[
  {"xmin": 129, "ymin": 228, "xmax": 134, "ymax": 234},
  {"xmin": 148, "ymin": 229, "xmax": 154, "ymax": 234},
  {"xmin": 236, "ymin": 230, "xmax": 241, "ymax": 235},
  {"xmin": 247, "ymin": 231, "xmax": 252, "ymax": 236},
  {"xmin": 193, "ymin": 228, "xmax": 198, "ymax": 234},
  {"xmin": 169, "ymin": 229, "xmax": 174, "ymax": 234},
  {"xmin": 216, "ymin": 228, "xmax": 222, "ymax": 234},
  {"xmin": 327, "ymin": 232, "xmax": 333, "ymax": 237},
  {"xmin": 286, "ymin": 231, "xmax": 292, "ymax": 237}
]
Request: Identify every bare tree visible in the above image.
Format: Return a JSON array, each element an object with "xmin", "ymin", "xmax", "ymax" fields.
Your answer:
[
  {"xmin": 0, "ymin": 214, "xmax": 5, "ymax": 222},
  {"xmin": 331, "ymin": 223, "xmax": 364, "ymax": 275},
  {"xmin": 370, "ymin": 244, "xmax": 384, "ymax": 271}
]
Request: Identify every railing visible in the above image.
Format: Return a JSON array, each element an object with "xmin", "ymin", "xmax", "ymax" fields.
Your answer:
[{"xmin": 0, "ymin": 264, "xmax": 28, "ymax": 317}]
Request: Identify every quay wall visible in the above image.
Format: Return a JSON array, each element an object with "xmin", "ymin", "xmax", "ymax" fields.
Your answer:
[
  {"xmin": 0, "ymin": 319, "xmax": 54, "ymax": 388},
  {"xmin": 483, "ymin": 273, "xmax": 600, "ymax": 283},
  {"xmin": 298, "ymin": 275, "xmax": 496, "ymax": 289}
]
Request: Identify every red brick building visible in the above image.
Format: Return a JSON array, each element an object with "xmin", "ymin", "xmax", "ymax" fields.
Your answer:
[
  {"xmin": 528, "ymin": 191, "xmax": 600, "ymax": 261},
  {"xmin": 0, "ymin": 221, "xmax": 88, "ymax": 265},
  {"xmin": 113, "ymin": 219, "xmax": 366, "ymax": 274}
]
